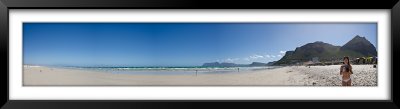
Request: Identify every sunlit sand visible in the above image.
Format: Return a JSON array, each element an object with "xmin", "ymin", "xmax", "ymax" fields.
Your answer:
[{"xmin": 23, "ymin": 65, "xmax": 377, "ymax": 86}]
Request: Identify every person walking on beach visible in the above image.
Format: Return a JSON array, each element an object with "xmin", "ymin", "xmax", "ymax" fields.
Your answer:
[{"xmin": 340, "ymin": 57, "xmax": 353, "ymax": 86}]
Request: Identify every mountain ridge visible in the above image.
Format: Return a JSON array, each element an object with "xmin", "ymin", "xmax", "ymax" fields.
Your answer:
[{"xmin": 274, "ymin": 35, "xmax": 377, "ymax": 65}]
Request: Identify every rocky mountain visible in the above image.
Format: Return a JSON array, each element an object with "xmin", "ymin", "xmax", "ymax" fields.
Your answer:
[
  {"xmin": 266, "ymin": 61, "xmax": 277, "ymax": 66},
  {"xmin": 249, "ymin": 62, "xmax": 267, "ymax": 66},
  {"xmin": 274, "ymin": 35, "xmax": 377, "ymax": 65},
  {"xmin": 341, "ymin": 35, "xmax": 377, "ymax": 56}
]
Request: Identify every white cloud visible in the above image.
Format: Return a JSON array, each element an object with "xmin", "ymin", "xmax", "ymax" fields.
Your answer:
[
  {"xmin": 277, "ymin": 55, "xmax": 282, "ymax": 57},
  {"xmin": 236, "ymin": 53, "xmax": 279, "ymax": 62},
  {"xmin": 225, "ymin": 58, "xmax": 239, "ymax": 62},
  {"xmin": 249, "ymin": 54, "xmax": 264, "ymax": 59},
  {"xmin": 280, "ymin": 51, "xmax": 286, "ymax": 54}
]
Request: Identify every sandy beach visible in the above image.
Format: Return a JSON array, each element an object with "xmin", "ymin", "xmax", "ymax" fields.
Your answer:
[{"xmin": 23, "ymin": 65, "xmax": 377, "ymax": 86}]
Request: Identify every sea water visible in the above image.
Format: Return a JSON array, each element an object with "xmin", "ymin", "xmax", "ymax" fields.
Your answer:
[{"xmin": 60, "ymin": 66, "xmax": 280, "ymax": 75}]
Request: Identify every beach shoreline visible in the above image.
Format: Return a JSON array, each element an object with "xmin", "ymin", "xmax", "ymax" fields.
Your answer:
[{"xmin": 23, "ymin": 65, "xmax": 377, "ymax": 86}]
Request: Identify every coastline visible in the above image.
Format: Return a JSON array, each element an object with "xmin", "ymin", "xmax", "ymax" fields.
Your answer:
[{"xmin": 23, "ymin": 65, "xmax": 377, "ymax": 86}]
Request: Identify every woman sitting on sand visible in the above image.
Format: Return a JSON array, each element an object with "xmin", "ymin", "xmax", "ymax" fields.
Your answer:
[{"xmin": 340, "ymin": 57, "xmax": 353, "ymax": 86}]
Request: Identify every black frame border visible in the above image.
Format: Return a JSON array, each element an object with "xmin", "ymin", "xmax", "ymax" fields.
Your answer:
[{"xmin": 0, "ymin": 0, "xmax": 399, "ymax": 108}]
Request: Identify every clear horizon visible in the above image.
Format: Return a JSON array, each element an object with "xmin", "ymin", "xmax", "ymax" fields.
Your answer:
[{"xmin": 23, "ymin": 23, "xmax": 377, "ymax": 67}]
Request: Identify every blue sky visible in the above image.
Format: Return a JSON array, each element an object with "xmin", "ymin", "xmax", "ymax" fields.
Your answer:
[{"xmin": 23, "ymin": 23, "xmax": 377, "ymax": 67}]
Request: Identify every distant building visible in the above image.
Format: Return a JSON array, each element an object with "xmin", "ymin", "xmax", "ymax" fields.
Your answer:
[
  {"xmin": 312, "ymin": 57, "xmax": 320, "ymax": 63},
  {"xmin": 304, "ymin": 61, "xmax": 314, "ymax": 65}
]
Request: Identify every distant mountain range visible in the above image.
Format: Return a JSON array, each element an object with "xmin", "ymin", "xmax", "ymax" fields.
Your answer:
[
  {"xmin": 202, "ymin": 62, "xmax": 269, "ymax": 67},
  {"xmin": 274, "ymin": 35, "xmax": 377, "ymax": 65}
]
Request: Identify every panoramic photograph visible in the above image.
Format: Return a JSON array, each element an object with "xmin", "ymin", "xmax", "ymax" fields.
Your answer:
[{"xmin": 23, "ymin": 23, "xmax": 377, "ymax": 86}]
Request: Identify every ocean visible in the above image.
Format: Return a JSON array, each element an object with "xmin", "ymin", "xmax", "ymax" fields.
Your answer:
[{"xmin": 57, "ymin": 66, "xmax": 280, "ymax": 75}]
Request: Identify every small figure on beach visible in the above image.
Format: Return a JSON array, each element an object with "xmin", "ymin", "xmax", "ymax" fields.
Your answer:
[
  {"xmin": 237, "ymin": 68, "xmax": 240, "ymax": 72},
  {"xmin": 340, "ymin": 57, "xmax": 353, "ymax": 86}
]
